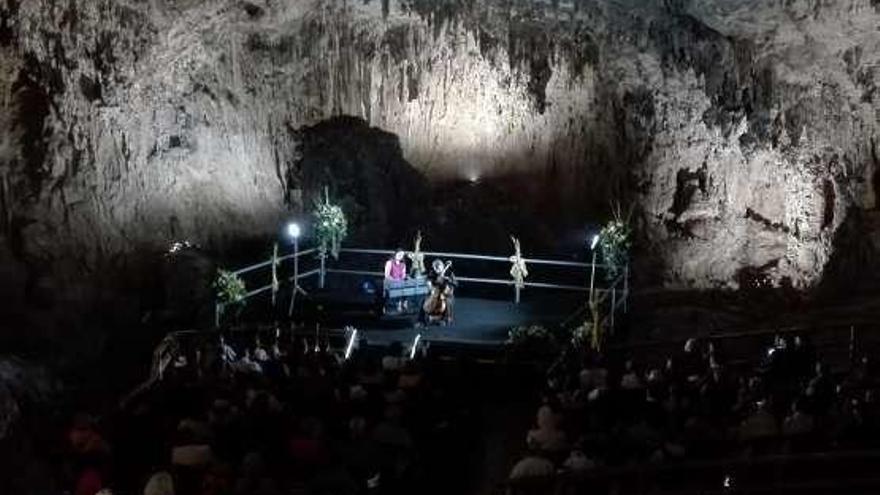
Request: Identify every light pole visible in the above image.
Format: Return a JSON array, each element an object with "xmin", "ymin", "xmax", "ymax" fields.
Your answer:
[
  {"xmin": 287, "ymin": 222, "xmax": 308, "ymax": 317},
  {"xmin": 589, "ymin": 233, "xmax": 600, "ymax": 302}
]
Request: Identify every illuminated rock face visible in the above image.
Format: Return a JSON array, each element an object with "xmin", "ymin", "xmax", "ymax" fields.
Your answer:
[{"xmin": 0, "ymin": 0, "xmax": 878, "ymax": 320}]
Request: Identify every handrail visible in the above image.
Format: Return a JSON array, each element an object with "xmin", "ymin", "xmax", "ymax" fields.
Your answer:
[
  {"xmin": 217, "ymin": 243, "xmax": 629, "ymax": 332},
  {"xmin": 324, "ymin": 247, "xmax": 615, "ymax": 302},
  {"xmin": 339, "ymin": 247, "xmax": 601, "ymax": 269},
  {"xmin": 609, "ymin": 322, "xmax": 864, "ymax": 350},
  {"xmin": 323, "ymin": 268, "xmax": 597, "ymax": 292},
  {"xmin": 232, "ymin": 248, "xmax": 318, "ymax": 276},
  {"xmin": 560, "ymin": 271, "xmax": 628, "ymax": 329},
  {"xmin": 217, "ymin": 269, "xmax": 321, "ymax": 310}
]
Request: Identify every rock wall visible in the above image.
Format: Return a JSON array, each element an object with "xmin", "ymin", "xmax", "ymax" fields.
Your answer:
[{"xmin": 0, "ymin": 0, "xmax": 878, "ymax": 338}]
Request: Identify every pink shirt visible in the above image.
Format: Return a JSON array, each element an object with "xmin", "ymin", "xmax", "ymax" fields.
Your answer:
[{"xmin": 385, "ymin": 259, "xmax": 406, "ymax": 281}]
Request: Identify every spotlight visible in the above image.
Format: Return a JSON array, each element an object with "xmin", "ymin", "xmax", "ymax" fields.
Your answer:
[
  {"xmin": 345, "ymin": 327, "xmax": 358, "ymax": 360},
  {"xmin": 468, "ymin": 173, "xmax": 480, "ymax": 184},
  {"xmin": 286, "ymin": 222, "xmax": 301, "ymax": 239},
  {"xmin": 723, "ymin": 474, "xmax": 734, "ymax": 490},
  {"xmin": 590, "ymin": 234, "xmax": 600, "ymax": 251},
  {"xmin": 410, "ymin": 333, "xmax": 422, "ymax": 359}
]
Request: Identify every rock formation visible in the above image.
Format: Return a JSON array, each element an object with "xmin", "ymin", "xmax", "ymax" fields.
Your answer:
[
  {"xmin": 294, "ymin": 115, "xmax": 430, "ymax": 246},
  {"xmin": 0, "ymin": 0, "xmax": 878, "ymax": 341}
]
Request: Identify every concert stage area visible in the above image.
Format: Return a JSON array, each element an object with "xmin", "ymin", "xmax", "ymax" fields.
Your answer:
[
  {"xmin": 228, "ymin": 246, "xmax": 621, "ymax": 351},
  {"xmin": 285, "ymin": 288, "xmax": 583, "ymax": 348},
  {"xmin": 365, "ymin": 295, "xmax": 579, "ymax": 346}
]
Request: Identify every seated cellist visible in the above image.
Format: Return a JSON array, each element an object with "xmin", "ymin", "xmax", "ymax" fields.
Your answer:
[{"xmin": 420, "ymin": 259, "xmax": 456, "ymax": 326}]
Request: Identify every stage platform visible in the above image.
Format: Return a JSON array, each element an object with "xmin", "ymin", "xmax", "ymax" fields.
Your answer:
[
  {"xmin": 224, "ymin": 245, "xmax": 621, "ymax": 352},
  {"xmin": 313, "ymin": 294, "xmax": 583, "ymax": 347}
]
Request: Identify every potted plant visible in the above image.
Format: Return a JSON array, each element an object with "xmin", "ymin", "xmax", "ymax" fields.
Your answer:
[{"xmin": 214, "ymin": 269, "xmax": 247, "ymax": 326}]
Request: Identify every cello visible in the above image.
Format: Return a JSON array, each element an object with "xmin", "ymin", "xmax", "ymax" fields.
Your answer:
[{"xmin": 423, "ymin": 261, "xmax": 454, "ymax": 321}]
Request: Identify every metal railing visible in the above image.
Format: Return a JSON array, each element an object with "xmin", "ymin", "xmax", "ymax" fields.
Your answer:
[
  {"xmin": 214, "ymin": 247, "xmax": 320, "ymax": 326},
  {"xmin": 214, "ymin": 244, "xmax": 630, "ymax": 330},
  {"xmin": 328, "ymin": 247, "xmax": 629, "ymax": 331},
  {"xmin": 333, "ymin": 247, "xmax": 599, "ymax": 294}
]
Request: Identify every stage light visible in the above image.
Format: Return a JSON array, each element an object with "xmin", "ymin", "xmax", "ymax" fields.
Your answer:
[
  {"xmin": 345, "ymin": 327, "xmax": 358, "ymax": 360},
  {"xmin": 590, "ymin": 234, "xmax": 600, "ymax": 251},
  {"xmin": 410, "ymin": 333, "xmax": 422, "ymax": 359},
  {"xmin": 723, "ymin": 475, "xmax": 733, "ymax": 490},
  {"xmin": 286, "ymin": 222, "xmax": 301, "ymax": 239},
  {"xmin": 468, "ymin": 174, "xmax": 480, "ymax": 184}
]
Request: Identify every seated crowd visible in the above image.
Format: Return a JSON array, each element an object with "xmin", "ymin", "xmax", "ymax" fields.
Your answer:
[
  {"xmin": 63, "ymin": 334, "xmax": 483, "ymax": 495},
  {"xmin": 510, "ymin": 334, "xmax": 880, "ymax": 481},
  {"xmin": 58, "ymin": 328, "xmax": 880, "ymax": 495}
]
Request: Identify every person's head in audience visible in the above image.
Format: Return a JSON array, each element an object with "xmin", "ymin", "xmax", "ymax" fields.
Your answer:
[
  {"xmin": 535, "ymin": 404, "xmax": 559, "ymax": 430},
  {"xmin": 578, "ymin": 368, "xmax": 592, "ymax": 390},
  {"xmin": 509, "ymin": 448, "xmax": 554, "ymax": 480},
  {"xmin": 664, "ymin": 357, "xmax": 677, "ymax": 377},
  {"xmin": 621, "ymin": 359, "xmax": 642, "ymax": 389},
  {"xmin": 349, "ymin": 415, "xmax": 368, "ymax": 440},
  {"xmin": 143, "ymin": 471, "xmax": 174, "ymax": 495},
  {"xmin": 563, "ymin": 442, "xmax": 596, "ymax": 472},
  {"xmin": 254, "ymin": 347, "xmax": 269, "ymax": 363}
]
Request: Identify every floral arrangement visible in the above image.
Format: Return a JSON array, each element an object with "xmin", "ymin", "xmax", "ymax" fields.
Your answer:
[
  {"xmin": 407, "ymin": 230, "xmax": 426, "ymax": 277},
  {"xmin": 214, "ymin": 269, "xmax": 247, "ymax": 307},
  {"xmin": 573, "ymin": 294, "xmax": 605, "ymax": 351},
  {"xmin": 506, "ymin": 324, "xmax": 562, "ymax": 358},
  {"xmin": 313, "ymin": 187, "xmax": 348, "ymax": 259},
  {"xmin": 572, "ymin": 321, "xmax": 604, "ymax": 351},
  {"xmin": 599, "ymin": 205, "xmax": 632, "ymax": 283},
  {"xmin": 509, "ymin": 236, "xmax": 528, "ymax": 290},
  {"xmin": 571, "ymin": 322, "xmax": 592, "ymax": 346},
  {"xmin": 507, "ymin": 324, "xmax": 551, "ymax": 345}
]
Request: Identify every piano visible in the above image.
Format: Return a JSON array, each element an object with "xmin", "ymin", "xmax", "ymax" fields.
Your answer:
[
  {"xmin": 383, "ymin": 277, "xmax": 429, "ymax": 316},
  {"xmin": 385, "ymin": 277, "xmax": 429, "ymax": 298}
]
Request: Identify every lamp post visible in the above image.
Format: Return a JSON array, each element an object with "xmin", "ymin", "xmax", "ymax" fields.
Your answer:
[
  {"xmin": 287, "ymin": 222, "xmax": 307, "ymax": 317},
  {"xmin": 589, "ymin": 233, "xmax": 600, "ymax": 302}
]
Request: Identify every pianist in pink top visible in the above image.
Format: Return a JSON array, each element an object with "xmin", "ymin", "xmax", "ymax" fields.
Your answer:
[{"xmin": 384, "ymin": 249, "xmax": 408, "ymax": 284}]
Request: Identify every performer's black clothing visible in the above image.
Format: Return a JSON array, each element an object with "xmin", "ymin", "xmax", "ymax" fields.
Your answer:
[
  {"xmin": 419, "ymin": 268, "xmax": 456, "ymax": 325},
  {"xmin": 427, "ymin": 269, "xmax": 456, "ymax": 290}
]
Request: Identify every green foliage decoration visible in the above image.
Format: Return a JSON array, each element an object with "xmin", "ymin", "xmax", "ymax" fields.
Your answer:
[
  {"xmin": 313, "ymin": 187, "xmax": 348, "ymax": 259},
  {"xmin": 573, "ymin": 297, "xmax": 604, "ymax": 351},
  {"xmin": 507, "ymin": 324, "xmax": 561, "ymax": 357},
  {"xmin": 214, "ymin": 269, "xmax": 247, "ymax": 307},
  {"xmin": 599, "ymin": 218, "xmax": 632, "ymax": 283}
]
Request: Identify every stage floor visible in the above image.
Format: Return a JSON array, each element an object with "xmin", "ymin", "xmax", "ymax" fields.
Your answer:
[{"xmin": 350, "ymin": 295, "xmax": 582, "ymax": 346}]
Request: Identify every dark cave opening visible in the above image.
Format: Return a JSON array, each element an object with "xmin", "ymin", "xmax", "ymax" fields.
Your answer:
[
  {"xmin": 822, "ymin": 179, "xmax": 835, "ymax": 230},
  {"xmin": 12, "ymin": 58, "xmax": 52, "ymax": 197},
  {"xmin": 288, "ymin": 115, "xmax": 430, "ymax": 248},
  {"xmin": 288, "ymin": 115, "xmax": 602, "ymax": 258}
]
